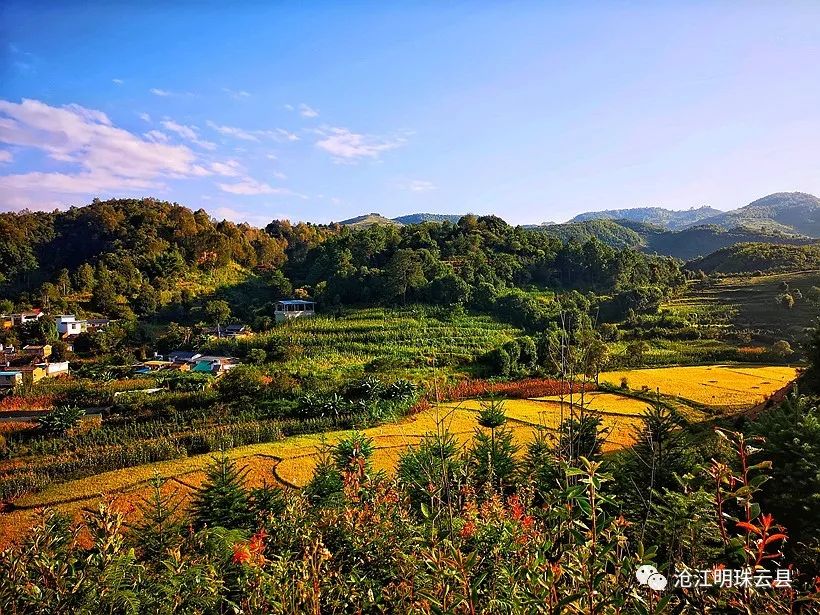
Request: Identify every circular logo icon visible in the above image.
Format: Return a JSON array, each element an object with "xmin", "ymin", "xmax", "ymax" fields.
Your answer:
[{"xmin": 636, "ymin": 565, "xmax": 667, "ymax": 591}]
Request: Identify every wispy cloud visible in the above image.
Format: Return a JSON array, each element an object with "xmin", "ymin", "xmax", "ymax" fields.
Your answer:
[
  {"xmin": 207, "ymin": 121, "xmax": 259, "ymax": 142},
  {"xmin": 209, "ymin": 160, "xmax": 243, "ymax": 177},
  {"xmin": 398, "ymin": 179, "xmax": 436, "ymax": 192},
  {"xmin": 138, "ymin": 112, "xmax": 151, "ymax": 122},
  {"xmin": 0, "ymin": 150, "xmax": 12, "ymax": 164},
  {"xmin": 149, "ymin": 88, "xmax": 172, "ymax": 97},
  {"xmin": 143, "ymin": 130, "xmax": 169, "ymax": 143},
  {"xmin": 223, "ymin": 88, "xmax": 251, "ymax": 100},
  {"xmin": 0, "ymin": 98, "xmax": 213, "ymax": 209},
  {"xmin": 112, "ymin": 78, "xmax": 124, "ymax": 85},
  {"xmin": 206, "ymin": 121, "xmax": 299, "ymax": 143},
  {"xmin": 217, "ymin": 178, "xmax": 304, "ymax": 197},
  {"xmin": 9, "ymin": 44, "xmax": 37, "ymax": 74},
  {"xmin": 299, "ymin": 103, "xmax": 319, "ymax": 118},
  {"xmin": 315, "ymin": 127, "xmax": 406, "ymax": 163},
  {"xmin": 160, "ymin": 119, "xmax": 217, "ymax": 150}
]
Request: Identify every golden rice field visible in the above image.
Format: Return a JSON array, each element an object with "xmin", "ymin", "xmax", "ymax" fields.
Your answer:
[
  {"xmin": 598, "ymin": 365, "xmax": 799, "ymax": 411},
  {"xmin": 0, "ymin": 364, "xmax": 799, "ymax": 549}
]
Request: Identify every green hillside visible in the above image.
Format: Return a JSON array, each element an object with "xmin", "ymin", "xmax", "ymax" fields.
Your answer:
[
  {"xmin": 570, "ymin": 205, "xmax": 722, "ymax": 230},
  {"xmin": 694, "ymin": 192, "xmax": 820, "ymax": 236},
  {"xmin": 337, "ymin": 213, "xmax": 402, "ymax": 228},
  {"xmin": 687, "ymin": 242, "xmax": 820, "ymax": 274},
  {"xmin": 392, "ymin": 213, "xmax": 465, "ymax": 224},
  {"xmin": 536, "ymin": 219, "xmax": 646, "ymax": 250}
]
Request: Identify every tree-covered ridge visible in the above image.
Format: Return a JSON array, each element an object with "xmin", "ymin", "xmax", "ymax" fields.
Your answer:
[
  {"xmin": 687, "ymin": 242, "xmax": 820, "ymax": 274},
  {"xmin": 534, "ymin": 219, "xmax": 646, "ymax": 250},
  {"xmin": 0, "ymin": 198, "xmax": 286, "ymax": 294},
  {"xmin": 696, "ymin": 192, "xmax": 820, "ymax": 236},
  {"xmin": 570, "ymin": 204, "xmax": 723, "ymax": 230},
  {"xmin": 1, "ymin": 200, "xmax": 686, "ymax": 330}
]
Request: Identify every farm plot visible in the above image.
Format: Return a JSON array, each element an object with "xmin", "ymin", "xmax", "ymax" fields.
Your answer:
[{"xmin": 598, "ymin": 365, "xmax": 798, "ymax": 412}]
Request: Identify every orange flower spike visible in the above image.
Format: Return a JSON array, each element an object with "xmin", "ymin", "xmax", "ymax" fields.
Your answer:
[{"xmin": 232, "ymin": 543, "xmax": 252, "ymax": 565}]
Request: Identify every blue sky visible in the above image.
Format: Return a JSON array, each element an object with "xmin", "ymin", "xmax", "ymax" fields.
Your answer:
[{"xmin": 1, "ymin": 1, "xmax": 819, "ymax": 225}]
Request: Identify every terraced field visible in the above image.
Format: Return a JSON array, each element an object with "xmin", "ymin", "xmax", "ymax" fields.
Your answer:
[{"xmin": 0, "ymin": 364, "xmax": 799, "ymax": 549}]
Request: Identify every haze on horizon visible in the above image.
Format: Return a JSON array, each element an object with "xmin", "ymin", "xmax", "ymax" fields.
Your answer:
[{"xmin": 1, "ymin": 1, "xmax": 819, "ymax": 226}]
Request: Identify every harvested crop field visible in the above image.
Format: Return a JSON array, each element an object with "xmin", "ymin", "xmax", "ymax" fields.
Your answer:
[
  {"xmin": 0, "ymin": 365, "xmax": 799, "ymax": 549},
  {"xmin": 598, "ymin": 365, "xmax": 798, "ymax": 411}
]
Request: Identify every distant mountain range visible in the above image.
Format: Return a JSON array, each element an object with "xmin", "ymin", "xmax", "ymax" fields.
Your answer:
[
  {"xmin": 338, "ymin": 192, "xmax": 820, "ymax": 260},
  {"xmin": 567, "ymin": 192, "xmax": 820, "ymax": 236},
  {"xmin": 569, "ymin": 205, "xmax": 722, "ymax": 230}
]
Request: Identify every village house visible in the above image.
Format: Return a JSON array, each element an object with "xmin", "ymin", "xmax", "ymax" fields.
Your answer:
[
  {"xmin": 11, "ymin": 310, "xmax": 43, "ymax": 326},
  {"xmin": 0, "ymin": 371, "xmax": 23, "ymax": 389},
  {"xmin": 274, "ymin": 299, "xmax": 316, "ymax": 323},
  {"xmin": 87, "ymin": 318, "xmax": 113, "ymax": 331},
  {"xmin": 22, "ymin": 344, "xmax": 52, "ymax": 359},
  {"xmin": 56, "ymin": 315, "xmax": 88, "ymax": 336},
  {"xmin": 190, "ymin": 355, "xmax": 239, "ymax": 375},
  {"xmin": 168, "ymin": 350, "xmax": 202, "ymax": 363}
]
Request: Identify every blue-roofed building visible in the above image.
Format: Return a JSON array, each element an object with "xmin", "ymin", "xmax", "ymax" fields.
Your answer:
[{"xmin": 275, "ymin": 299, "xmax": 315, "ymax": 323}]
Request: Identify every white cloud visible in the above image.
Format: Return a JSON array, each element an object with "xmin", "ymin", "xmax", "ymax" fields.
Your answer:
[
  {"xmin": 207, "ymin": 120, "xmax": 260, "ymax": 142},
  {"xmin": 399, "ymin": 179, "xmax": 436, "ymax": 192},
  {"xmin": 284, "ymin": 104, "xmax": 294, "ymax": 111},
  {"xmin": 138, "ymin": 112, "xmax": 151, "ymax": 122},
  {"xmin": 149, "ymin": 88, "xmax": 172, "ymax": 97},
  {"xmin": 273, "ymin": 171, "xmax": 287, "ymax": 180},
  {"xmin": 112, "ymin": 78, "xmax": 124, "ymax": 85},
  {"xmin": 160, "ymin": 119, "xmax": 216, "ymax": 150},
  {"xmin": 206, "ymin": 121, "xmax": 299, "ymax": 143},
  {"xmin": 0, "ymin": 98, "xmax": 209, "ymax": 209},
  {"xmin": 223, "ymin": 88, "xmax": 251, "ymax": 100},
  {"xmin": 217, "ymin": 178, "xmax": 306, "ymax": 198},
  {"xmin": 315, "ymin": 127, "xmax": 406, "ymax": 163},
  {"xmin": 272, "ymin": 128, "xmax": 299, "ymax": 142},
  {"xmin": 0, "ymin": 150, "xmax": 12, "ymax": 163},
  {"xmin": 218, "ymin": 178, "xmax": 278, "ymax": 195},
  {"xmin": 210, "ymin": 160, "xmax": 243, "ymax": 177},
  {"xmin": 144, "ymin": 130, "xmax": 169, "ymax": 143},
  {"xmin": 299, "ymin": 103, "xmax": 319, "ymax": 118}
]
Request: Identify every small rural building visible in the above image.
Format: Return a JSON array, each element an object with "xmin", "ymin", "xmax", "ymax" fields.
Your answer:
[
  {"xmin": 11, "ymin": 310, "xmax": 43, "ymax": 326},
  {"xmin": 190, "ymin": 355, "xmax": 238, "ymax": 375},
  {"xmin": 275, "ymin": 299, "xmax": 315, "ymax": 323},
  {"xmin": 22, "ymin": 344, "xmax": 52, "ymax": 359},
  {"xmin": 87, "ymin": 318, "xmax": 113, "ymax": 330},
  {"xmin": 0, "ymin": 371, "xmax": 22, "ymax": 389},
  {"xmin": 56, "ymin": 315, "xmax": 88, "ymax": 335},
  {"xmin": 224, "ymin": 324, "xmax": 251, "ymax": 338},
  {"xmin": 18, "ymin": 365, "xmax": 47, "ymax": 386},
  {"xmin": 46, "ymin": 361, "xmax": 69, "ymax": 376},
  {"xmin": 169, "ymin": 350, "xmax": 202, "ymax": 363}
]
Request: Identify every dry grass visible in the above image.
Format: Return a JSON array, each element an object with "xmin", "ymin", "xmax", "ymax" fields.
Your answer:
[{"xmin": 598, "ymin": 365, "xmax": 798, "ymax": 410}]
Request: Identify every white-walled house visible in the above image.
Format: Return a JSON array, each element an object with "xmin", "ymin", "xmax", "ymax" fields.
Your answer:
[
  {"xmin": 274, "ymin": 300, "xmax": 316, "ymax": 323},
  {"xmin": 56, "ymin": 315, "xmax": 88, "ymax": 336}
]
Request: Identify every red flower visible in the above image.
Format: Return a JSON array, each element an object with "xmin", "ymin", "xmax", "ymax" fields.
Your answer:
[
  {"xmin": 460, "ymin": 520, "xmax": 477, "ymax": 539},
  {"xmin": 232, "ymin": 543, "xmax": 252, "ymax": 565}
]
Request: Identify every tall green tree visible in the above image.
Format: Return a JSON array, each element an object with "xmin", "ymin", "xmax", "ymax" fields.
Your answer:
[{"xmin": 190, "ymin": 451, "xmax": 252, "ymax": 530}]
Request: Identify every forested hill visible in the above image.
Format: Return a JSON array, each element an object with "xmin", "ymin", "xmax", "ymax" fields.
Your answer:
[
  {"xmin": 686, "ymin": 242, "xmax": 820, "ymax": 274},
  {"xmin": 1, "ymin": 198, "xmax": 685, "ymax": 328},
  {"xmin": 696, "ymin": 192, "xmax": 820, "ymax": 236},
  {"xmin": 570, "ymin": 205, "xmax": 721, "ymax": 230},
  {"xmin": 534, "ymin": 219, "xmax": 813, "ymax": 260}
]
